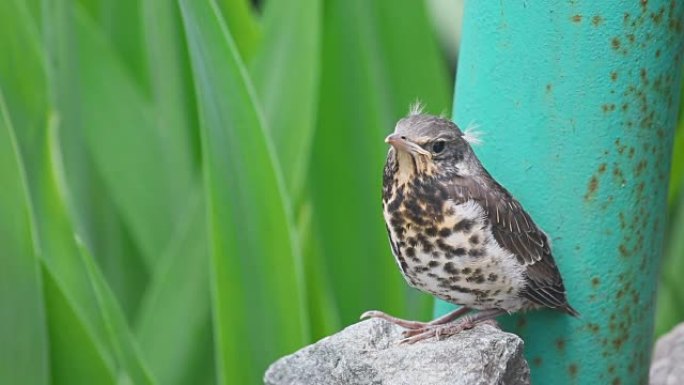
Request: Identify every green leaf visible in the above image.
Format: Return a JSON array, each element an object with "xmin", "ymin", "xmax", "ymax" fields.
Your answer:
[
  {"xmin": 0, "ymin": 89, "xmax": 49, "ymax": 385},
  {"xmin": 72, "ymin": 7, "xmax": 196, "ymax": 269},
  {"xmin": 657, "ymin": 187, "xmax": 684, "ymax": 336},
  {"xmin": 1, "ymin": 1, "xmax": 159, "ymax": 383},
  {"xmin": 297, "ymin": 199, "xmax": 342, "ymax": 339},
  {"xmin": 43, "ymin": 264, "xmax": 117, "ymax": 385},
  {"xmin": 668, "ymin": 90, "xmax": 684, "ymax": 204},
  {"xmin": 215, "ymin": 0, "xmax": 261, "ymax": 62},
  {"xmin": 135, "ymin": 189, "xmax": 215, "ymax": 385},
  {"xmin": 50, "ymin": 31, "xmax": 149, "ymax": 318},
  {"xmin": 249, "ymin": 0, "xmax": 320, "ymax": 199},
  {"xmin": 0, "ymin": 0, "xmax": 46, "ymax": 154},
  {"xmin": 178, "ymin": 1, "xmax": 307, "ymax": 383},
  {"xmin": 21, "ymin": 112, "xmax": 156, "ymax": 385},
  {"xmin": 76, "ymin": 0, "xmax": 151, "ymax": 93},
  {"xmin": 76, "ymin": 238, "xmax": 158, "ymax": 385},
  {"xmin": 308, "ymin": 0, "xmax": 449, "ymax": 325},
  {"xmin": 0, "ymin": 3, "xmax": 51, "ymax": 382},
  {"xmin": 142, "ymin": 0, "xmax": 200, "ymax": 171}
]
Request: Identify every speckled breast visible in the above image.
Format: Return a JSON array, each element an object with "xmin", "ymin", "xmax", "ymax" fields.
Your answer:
[{"xmin": 382, "ymin": 180, "xmax": 528, "ymax": 312}]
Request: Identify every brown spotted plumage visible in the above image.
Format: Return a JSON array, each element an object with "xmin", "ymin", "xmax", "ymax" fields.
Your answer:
[{"xmin": 361, "ymin": 108, "xmax": 578, "ymax": 343}]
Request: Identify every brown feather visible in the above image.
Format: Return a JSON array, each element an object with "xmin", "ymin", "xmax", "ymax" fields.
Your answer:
[{"xmin": 447, "ymin": 174, "xmax": 578, "ymax": 316}]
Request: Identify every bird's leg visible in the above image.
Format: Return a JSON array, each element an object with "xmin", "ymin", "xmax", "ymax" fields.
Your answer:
[
  {"xmin": 400, "ymin": 306, "xmax": 473, "ymax": 337},
  {"xmin": 426, "ymin": 306, "xmax": 473, "ymax": 326},
  {"xmin": 400, "ymin": 308, "xmax": 506, "ymax": 344},
  {"xmin": 360, "ymin": 306, "xmax": 472, "ymax": 331}
]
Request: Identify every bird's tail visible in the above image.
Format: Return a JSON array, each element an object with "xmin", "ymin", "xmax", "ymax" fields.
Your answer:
[{"xmin": 561, "ymin": 303, "xmax": 581, "ymax": 318}]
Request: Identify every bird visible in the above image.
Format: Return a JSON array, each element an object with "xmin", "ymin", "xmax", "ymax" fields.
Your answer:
[{"xmin": 361, "ymin": 103, "xmax": 579, "ymax": 344}]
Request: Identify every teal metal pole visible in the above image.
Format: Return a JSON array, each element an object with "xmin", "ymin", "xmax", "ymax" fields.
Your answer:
[{"xmin": 435, "ymin": 1, "xmax": 684, "ymax": 384}]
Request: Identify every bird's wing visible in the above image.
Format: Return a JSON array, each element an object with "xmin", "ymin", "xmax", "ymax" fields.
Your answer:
[{"xmin": 449, "ymin": 177, "xmax": 575, "ymax": 313}]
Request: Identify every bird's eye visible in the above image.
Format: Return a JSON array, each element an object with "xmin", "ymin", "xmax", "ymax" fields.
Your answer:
[{"xmin": 432, "ymin": 140, "xmax": 446, "ymax": 154}]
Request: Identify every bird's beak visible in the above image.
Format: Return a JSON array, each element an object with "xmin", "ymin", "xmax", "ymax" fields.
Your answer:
[{"xmin": 385, "ymin": 134, "xmax": 431, "ymax": 157}]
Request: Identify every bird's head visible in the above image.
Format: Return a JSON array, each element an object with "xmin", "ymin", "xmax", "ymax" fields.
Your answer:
[{"xmin": 385, "ymin": 107, "xmax": 481, "ymax": 183}]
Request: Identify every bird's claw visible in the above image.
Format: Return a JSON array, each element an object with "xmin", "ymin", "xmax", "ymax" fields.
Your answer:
[
  {"xmin": 399, "ymin": 322, "xmax": 471, "ymax": 344},
  {"xmin": 359, "ymin": 310, "xmax": 381, "ymax": 320},
  {"xmin": 359, "ymin": 310, "xmax": 430, "ymax": 330}
]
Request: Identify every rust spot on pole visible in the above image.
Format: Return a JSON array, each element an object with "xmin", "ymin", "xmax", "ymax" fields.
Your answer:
[
  {"xmin": 611, "ymin": 37, "xmax": 622, "ymax": 49},
  {"xmin": 651, "ymin": 6, "xmax": 665, "ymax": 24},
  {"xmin": 604, "ymin": 103, "xmax": 616, "ymax": 112},
  {"xmin": 587, "ymin": 323, "xmax": 600, "ymax": 333},
  {"xmin": 640, "ymin": 68, "xmax": 649, "ymax": 84},
  {"xmin": 619, "ymin": 244, "xmax": 630, "ymax": 257},
  {"xmin": 556, "ymin": 338, "xmax": 566, "ymax": 352},
  {"xmin": 584, "ymin": 175, "xmax": 599, "ymax": 200},
  {"xmin": 591, "ymin": 277, "xmax": 601, "ymax": 287}
]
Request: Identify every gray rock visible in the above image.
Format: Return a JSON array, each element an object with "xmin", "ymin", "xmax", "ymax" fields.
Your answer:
[
  {"xmin": 264, "ymin": 319, "xmax": 529, "ymax": 385},
  {"xmin": 651, "ymin": 323, "xmax": 684, "ymax": 385}
]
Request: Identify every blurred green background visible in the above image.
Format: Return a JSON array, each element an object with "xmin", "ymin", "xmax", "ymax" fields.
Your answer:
[{"xmin": 0, "ymin": 0, "xmax": 681, "ymax": 384}]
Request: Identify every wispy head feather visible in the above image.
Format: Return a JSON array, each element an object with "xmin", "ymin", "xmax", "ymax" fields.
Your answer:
[
  {"xmin": 462, "ymin": 121, "xmax": 483, "ymax": 145},
  {"xmin": 408, "ymin": 100, "xmax": 425, "ymax": 116}
]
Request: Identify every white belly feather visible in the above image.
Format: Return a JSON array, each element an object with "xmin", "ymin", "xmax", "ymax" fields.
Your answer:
[{"xmin": 385, "ymin": 200, "xmax": 527, "ymax": 312}]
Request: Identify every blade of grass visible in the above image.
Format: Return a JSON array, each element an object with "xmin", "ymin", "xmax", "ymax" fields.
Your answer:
[
  {"xmin": 668, "ymin": 92, "xmax": 684, "ymax": 204},
  {"xmin": 77, "ymin": 0, "xmax": 150, "ymax": 93},
  {"xmin": 0, "ymin": 0, "xmax": 45, "ymax": 150},
  {"xmin": 63, "ymin": 173, "xmax": 149, "ymax": 322},
  {"xmin": 135, "ymin": 188, "xmax": 215, "ymax": 385},
  {"xmin": 309, "ymin": 0, "xmax": 450, "ymax": 326},
  {"xmin": 249, "ymin": 0, "xmax": 332, "ymax": 338},
  {"xmin": 36, "ymin": 1, "xmax": 147, "ymax": 326},
  {"xmin": 31, "ymin": 111, "xmax": 157, "ymax": 385},
  {"xmin": 0, "ymin": 89, "xmax": 49, "ymax": 385},
  {"xmin": 48, "ymin": 2, "xmax": 149, "ymax": 317},
  {"xmin": 0, "ymin": 16, "xmax": 115, "ymax": 375},
  {"xmin": 42, "ymin": 263, "xmax": 117, "ymax": 385},
  {"xmin": 1, "ymin": 0, "xmax": 160, "ymax": 382},
  {"xmin": 371, "ymin": 0, "xmax": 452, "ymax": 117},
  {"xmin": 249, "ymin": 0, "xmax": 320, "ymax": 199},
  {"xmin": 139, "ymin": 2, "xmax": 214, "ymax": 384},
  {"xmin": 142, "ymin": 0, "xmax": 200, "ymax": 172},
  {"xmin": 72, "ymin": 6, "xmax": 195, "ymax": 269},
  {"xmin": 178, "ymin": 1, "xmax": 307, "ymax": 383},
  {"xmin": 215, "ymin": 0, "xmax": 261, "ymax": 62},
  {"xmin": 40, "ymin": 0, "xmax": 151, "ymax": 326},
  {"xmin": 75, "ymin": 236, "xmax": 159, "ymax": 385},
  {"xmin": 297, "ymin": 199, "xmax": 342, "ymax": 339},
  {"xmin": 58, "ymin": 0, "xmax": 198, "ymax": 321},
  {"xmin": 0, "ymin": 3, "xmax": 51, "ymax": 382},
  {"xmin": 656, "ymin": 82, "xmax": 684, "ymax": 336},
  {"xmin": 656, "ymin": 187, "xmax": 684, "ymax": 336}
]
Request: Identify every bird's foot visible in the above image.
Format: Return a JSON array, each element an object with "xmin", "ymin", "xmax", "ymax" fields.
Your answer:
[
  {"xmin": 400, "ymin": 319, "xmax": 499, "ymax": 343},
  {"xmin": 399, "ymin": 320, "xmax": 472, "ymax": 344},
  {"xmin": 399, "ymin": 308, "xmax": 505, "ymax": 344},
  {"xmin": 360, "ymin": 306, "xmax": 473, "ymax": 330}
]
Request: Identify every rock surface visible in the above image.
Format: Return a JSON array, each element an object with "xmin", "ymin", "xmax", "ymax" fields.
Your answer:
[
  {"xmin": 264, "ymin": 319, "xmax": 529, "ymax": 385},
  {"xmin": 651, "ymin": 322, "xmax": 684, "ymax": 385}
]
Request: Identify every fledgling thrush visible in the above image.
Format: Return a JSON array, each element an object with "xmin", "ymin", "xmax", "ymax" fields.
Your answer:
[{"xmin": 361, "ymin": 105, "xmax": 579, "ymax": 344}]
